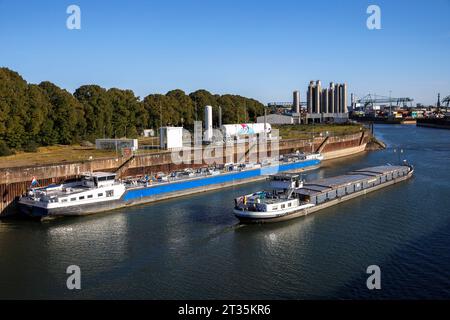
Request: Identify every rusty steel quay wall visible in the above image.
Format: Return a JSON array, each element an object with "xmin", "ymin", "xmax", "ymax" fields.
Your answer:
[{"xmin": 0, "ymin": 132, "xmax": 369, "ymax": 216}]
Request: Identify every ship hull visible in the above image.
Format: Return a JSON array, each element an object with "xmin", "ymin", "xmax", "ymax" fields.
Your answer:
[
  {"xmin": 235, "ymin": 169, "xmax": 414, "ymax": 224},
  {"xmin": 19, "ymin": 159, "xmax": 321, "ymax": 218},
  {"xmin": 18, "ymin": 199, "xmax": 125, "ymax": 218}
]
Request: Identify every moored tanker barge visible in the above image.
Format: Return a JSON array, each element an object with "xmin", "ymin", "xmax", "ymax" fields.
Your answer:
[{"xmin": 234, "ymin": 163, "xmax": 414, "ymax": 223}]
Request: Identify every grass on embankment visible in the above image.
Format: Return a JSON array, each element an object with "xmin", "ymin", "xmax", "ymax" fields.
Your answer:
[
  {"xmin": 274, "ymin": 123, "xmax": 366, "ymax": 140},
  {"xmin": 0, "ymin": 145, "xmax": 117, "ymax": 169}
]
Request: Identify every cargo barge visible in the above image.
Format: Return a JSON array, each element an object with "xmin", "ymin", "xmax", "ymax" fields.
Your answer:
[
  {"xmin": 18, "ymin": 152, "xmax": 322, "ymax": 218},
  {"xmin": 416, "ymin": 118, "xmax": 450, "ymax": 130},
  {"xmin": 234, "ymin": 163, "xmax": 414, "ymax": 223}
]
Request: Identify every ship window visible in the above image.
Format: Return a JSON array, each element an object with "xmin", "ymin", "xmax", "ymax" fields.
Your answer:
[
  {"xmin": 106, "ymin": 190, "xmax": 114, "ymax": 197},
  {"xmin": 87, "ymin": 195, "xmax": 93, "ymax": 199},
  {"xmin": 281, "ymin": 204, "xmax": 285, "ymax": 209},
  {"xmin": 61, "ymin": 199, "xmax": 68, "ymax": 203},
  {"xmin": 71, "ymin": 197, "xmax": 76, "ymax": 201},
  {"xmin": 272, "ymin": 206, "xmax": 278, "ymax": 210},
  {"xmin": 79, "ymin": 196, "xmax": 85, "ymax": 200},
  {"xmin": 288, "ymin": 203, "xmax": 292, "ymax": 207},
  {"xmin": 98, "ymin": 193, "xmax": 103, "ymax": 197}
]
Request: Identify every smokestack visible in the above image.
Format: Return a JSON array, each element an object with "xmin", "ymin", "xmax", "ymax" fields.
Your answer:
[{"xmin": 293, "ymin": 90, "xmax": 300, "ymax": 114}]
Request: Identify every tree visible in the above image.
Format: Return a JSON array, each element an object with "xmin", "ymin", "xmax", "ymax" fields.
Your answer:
[
  {"xmin": 0, "ymin": 68, "xmax": 28, "ymax": 148},
  {"xmin": 0, "ymin": 68, "xmax": 266, "ymax": 153},
  {"xmin": 74, "ymin": 85, "xmax": 112, "ymax": 140},
  {"xmin": 39, "ymin": 81, "xmax": 84, "ymax": 144},
  {"xmin": 108, "ymin": 88, "xmax": 141, "ymax": 138},
  {"xmin": 166, "ymin": 89, "xmax": 195, "ymax": 128}
]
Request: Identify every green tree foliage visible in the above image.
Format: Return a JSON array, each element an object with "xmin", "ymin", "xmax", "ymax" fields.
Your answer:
[
  {"xmin": 39, "ymin": 81, "xmax": 84, "ymax": 145},
  {"xmin": 108, "ymin": 88, "xmax": 142, "ymax": 138},
  {"xmin": 74, "ymin": 85, "xmax": 112, "ymax": 141},
  {"xmin": 0, "ymin": 68, "xmax": 265, "ymax": 152},
  {"xmin": 0, "ymin": 68, "xmax": 28, "ymax": 148},
  {"xmin": 0, "ymin": 140, "xmax": 14, "ymax": 156}
]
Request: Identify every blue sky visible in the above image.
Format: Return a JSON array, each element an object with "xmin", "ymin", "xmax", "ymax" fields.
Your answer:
[{"xmin": 1, "ymin": 0, "xmax": 449, "ymax": 105}]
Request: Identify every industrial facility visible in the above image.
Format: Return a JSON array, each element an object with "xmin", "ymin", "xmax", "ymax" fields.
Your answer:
[
  {"xmin": 159, "ymin": 105, "xmax": 272, "ymax": 150},
  {"xmin": 260, "ymin": 80, "xmax": 349, "ymax": 125},
  {"xmin": 306, "ymin": 81, "xmax": 348, "ymax": 123}
]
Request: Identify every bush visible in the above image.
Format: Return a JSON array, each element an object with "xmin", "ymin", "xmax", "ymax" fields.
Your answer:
[
  {"xmin": 80, "ymin": 140, "xmax": 94, "ymax": 147},
  {"xmin": 22, "ymin": 140, "xmax": 38, "ymax": 153},
  {"xmin": 0, "ymin": 141, "xmax": 14, "ymax": 156}
]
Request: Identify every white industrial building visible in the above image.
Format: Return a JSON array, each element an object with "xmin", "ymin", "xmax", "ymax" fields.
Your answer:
[
  {"xmin": 159, "ymin": 127, "xmax": 184, "ymax": 150},
  {"xmin": 256, "ymin": 114, "xmax": 295, "ymax": 125}
]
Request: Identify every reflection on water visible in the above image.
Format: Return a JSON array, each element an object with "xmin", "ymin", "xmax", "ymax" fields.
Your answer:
[{"xmin": 1, "ymin": 124, "xmax": 450, "ymax": 299}]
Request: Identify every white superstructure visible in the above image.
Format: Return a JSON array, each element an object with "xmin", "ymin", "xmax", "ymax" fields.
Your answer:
[
  {"xmin": 234, "ymin": 173, "xmax": 315, "ymax": 220},
  {"xmin": 18, "ymin": 172, "xmax": 125, "ymax": 214}
]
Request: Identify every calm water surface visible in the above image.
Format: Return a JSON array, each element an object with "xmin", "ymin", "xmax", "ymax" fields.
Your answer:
[{"xmin": 1, "ymin": 124, "xmax": 450, "ymax": 299}]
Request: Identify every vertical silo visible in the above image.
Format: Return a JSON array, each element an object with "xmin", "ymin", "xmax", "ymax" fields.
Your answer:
[
  {"xmin": 293, "ymin": 90, "xmax": 300, "ymax": 114},
  {"xmin": 307, "ymin": 81, "xmax": 314, "ymax": 114},
  {"xmin": 342, "ymin": 83, "xmax": 348, "ymax": 113},
  {"xmin": 334, "ymin": 84, "xmax": 340, "ymax": 114},
  {"xmin": 329, "ymin": 82, "xmax": 335, "ymax": 114},
  {"xmin": 315, "ymin": 80, "xmax": 321, "ymax": 114},
  {"xmin": 204, "ymin": 105, "xmax": 213, "ymax": 142},
  {"xmin": 321, "ymin": 89, "xmax": 328, "ymax": 114}
]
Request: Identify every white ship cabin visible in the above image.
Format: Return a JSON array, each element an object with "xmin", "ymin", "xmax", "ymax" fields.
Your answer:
[
  {"xmin": 81, "ymin": 172, "xmax": 118, "ymax": 188},
  {"xmin": 235, "ymin": 174, "xmax": 305, "ymax": 213},
  {"xmin": 25, "ymin": 172, "xmax": 124, "ymax": 205},
  {"xmin": 269, "ymin": 173, "xmax": 303, "ymax": 190}
]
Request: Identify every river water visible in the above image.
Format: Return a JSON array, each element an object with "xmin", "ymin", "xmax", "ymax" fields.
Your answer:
[{"xmin": 1, "ymin": 124, "xmax": 449, "ymax": 299}]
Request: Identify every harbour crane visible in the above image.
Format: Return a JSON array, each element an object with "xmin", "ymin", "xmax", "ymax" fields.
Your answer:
[
  {"xmin": 354, "ymin": 94, "xmax": 414, "ymax": 111},
  {"xmin": 442, "ymin": 95, "xmax": 450, "ymax": 107}
]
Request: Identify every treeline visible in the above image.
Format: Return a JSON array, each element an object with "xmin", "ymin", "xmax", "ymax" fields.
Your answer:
[{"xmin": 0, "ymin": 68, "xmax": 264, "ymax": 154}]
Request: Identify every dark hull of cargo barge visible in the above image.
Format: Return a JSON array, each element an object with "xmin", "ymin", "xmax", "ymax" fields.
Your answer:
[
  {"xmin": 18, "ymin": 199, "xmax": 125, "ymax": 218},
  {"xmin": 236, "ymin": 168, "xmax": 414, "ymax": 224}
]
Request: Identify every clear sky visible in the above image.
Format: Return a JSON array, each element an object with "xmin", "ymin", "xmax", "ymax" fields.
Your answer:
[{"xmin": 1, "ymin": 0, "xmax": 449, "ymax": 105}]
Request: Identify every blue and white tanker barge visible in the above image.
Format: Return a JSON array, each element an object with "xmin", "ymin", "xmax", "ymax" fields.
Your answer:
[{"xmin": 18, "ymin": 152, "xmax": 323, "ymax": 218}]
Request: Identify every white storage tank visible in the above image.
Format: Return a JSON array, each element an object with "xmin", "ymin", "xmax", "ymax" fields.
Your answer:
[
  {"xmin": 221, "ymin": 123, "xmax": 271, "ymax": 139},
  {"xmin": 204, "ymin": 105, "xmax": 213, "ymax": 142}
]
